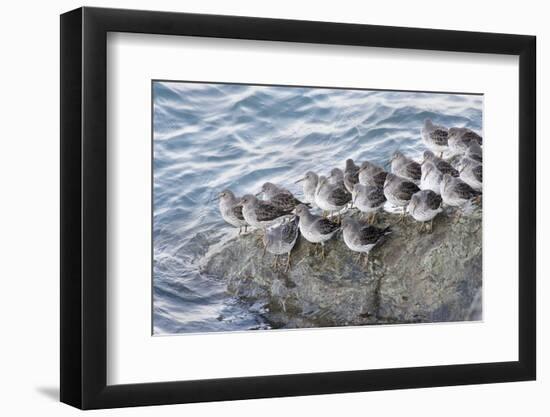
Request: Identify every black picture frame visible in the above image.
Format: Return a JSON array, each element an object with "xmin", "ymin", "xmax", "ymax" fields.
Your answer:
[{"xmin": 60, "ymin": 6, "xmax": 536, "ymax": 410}]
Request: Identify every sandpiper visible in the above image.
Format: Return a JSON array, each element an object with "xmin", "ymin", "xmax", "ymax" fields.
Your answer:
[
  {"xmin": 295, "ymin": 171, "xmax": 319, "ymax": 207},
  {"xmin": 328, "ymin": 168, "xmax": 345, "ymax": 186},
  {"xmin": 259, "ymin": 182, "xmax": 306, "ymax": 211},
  {"xmin": 390, "ymin": 151, "xmax": 421, "ymax": 182},
  {"xmin": 263, "ymin": 216, "xmax": 300, "ymax": 271},
  {"xmin": 295, "ymin": 204, "xmax": 340, "ymax": 259},
  {"xmin": 314, "ymin": 174, "xmax": 352, "ymax": 218},
  {"xmin": 440, "ymin": 174, "xmax": 481, "ymax": 209},
  {"xmin": 448, "ymin": 127, "xmax": 482, "ymax": 155},
  {"xmin": 217, "ymin": 189, "xmax": 248, "ymax": 234},
  {"xmin": 422, "ymin": 119, "xmax": 449, "ymax": 157},
  {"xmin": 358, "ymin": 160, "xmax": 388, "ymax": 188},
  {"xmin": 341, "ymin": 216, "xmax": 391, "ymax": 267},
  {"xmin": 465, "ymin": 141, "xmax": 483, "ymax": 163},
  {"xmin": 383, "ymin": 173, "xmax": 420, "ymax": 219},
  {"xmin": 344, "ymin": 158, "xmax": 360, "ymax": 194},
  {"xmin": 420, "ymin": 160, "xmax": 443, "ymax": 194},
  {"xmin": 456, "ymin": 157, "xmax": 482, "ymax": 191},
  {"xmin": 352, "ymin": 183, "xmax": 386, "ymax": 223},
  {"xmin": 240, "ymin": 194, "xmax": 293, "ymax": 230},
  {"xmin": 408, "ymin": 189, "xmax": 443, "ymax": 232},
  {"xmin": 422, "ymin": 150, "xmax": 459, "ymax": 177}
]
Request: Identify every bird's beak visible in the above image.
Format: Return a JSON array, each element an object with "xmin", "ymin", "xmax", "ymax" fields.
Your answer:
[
  {"xmin": 295, "ymin": 177, "xmax": 305, "ymax": 184},
  {"xmin": 358, "ymin": 166, "xmax": 366, "ymax": 173},
  {"xmin": 353, "ymin": 195, "xmax": 357, "ymax": 205},
  {"xmin": 459, "ymin": 166, "xmax": 465, "ymax": 174},
  {"xmin": 210, "ymin": 195, "xmax": 221, "ymax": 202},
  {"xmin": 255, "ymin": 191, "xmax": 263, "ymax": 197}
]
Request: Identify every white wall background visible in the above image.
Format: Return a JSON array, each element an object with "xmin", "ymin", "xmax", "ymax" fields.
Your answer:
[{"xmin": 0, "ymin": 0, "xmax": 545, "ymax": 415}]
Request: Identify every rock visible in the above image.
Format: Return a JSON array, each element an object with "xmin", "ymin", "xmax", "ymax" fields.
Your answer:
[{"xmin": 200, "ymin": 206, "xmax": 482, "ymax": 329}]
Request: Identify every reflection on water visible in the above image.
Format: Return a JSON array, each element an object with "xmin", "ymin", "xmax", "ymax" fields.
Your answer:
[{"xmin": 153, "ymin": 81, "xmax": 483, "ymax": 335}]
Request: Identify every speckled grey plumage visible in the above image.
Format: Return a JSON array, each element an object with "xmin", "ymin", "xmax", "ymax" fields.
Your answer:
[
  {"xmin": 341, "ymin": 216, "xmax": 391, "ymax": 265},
  {"xmin": 420, "ymin": 160, "xmax": 443, "ymax": 194},
  {"xmin": 240, "ymin": 194, "xmax": 293, "ymax": 229},
  {"xmin": 423, "ymin": 150, "xmax": 459, "ymax": 177},
  {"xmin": 421, "ymin": 119, "xmax": 449, "ymax": 155},
  {"xmin": 440, "ymin": 174, "xmax": 481, "ymax": 207},
  {"xmin": 456, "ymin": 157, "xmax": 482, "ymax": 191},
  {"xmin": 218, "ymin": 189, "xmax": 248, "ymax": 231},
  {"xmin": 383, "ymin": 173, "xmax": 420, "ymax": 208},
  {"xmin": 465, "ymin": 141, "xmax": 483, "ymax": 163},
  {"xmin": 315, "ymin": 175, "xmax": 351, "ymax": 212},
  {"xmin": 295, "ymin": 204, "xmax": 340, "ymax": 247},
  {"xmin": 263, "ymin": 216, "xmax": 300, "ymax": 255},
  {"xmin": 448, "ymin": 127, "xmax": 482, "ymax": 155},
  {"xmin": 260, "ymin": 182, "xmax": 306, "ymax": 211},
  {"xmin": 296, "ymin": 171, "xmax": 319, "ymax": 207},
  {"xmin": 358, "ymin": 161, "xmax": 388, "ymax": 188},
  {"xmin": 408, "ymin": 189, "xmax": 443, "ymax": 224},
  {"xmin": 390, "ymin": 151, "xmax": 421, "ymax": 182},
  {"xmin": 344, "ymin": 158, "xmax": 360, "ymax": 194},
  {"xmin": 352, "ymin": 183, "xmax": 386, "ymax": 218}
]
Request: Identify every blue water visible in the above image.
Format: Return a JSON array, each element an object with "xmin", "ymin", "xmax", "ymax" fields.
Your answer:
[{"xmin": 152, "ymin": 81, "xmax": 483, "ymax": 335}]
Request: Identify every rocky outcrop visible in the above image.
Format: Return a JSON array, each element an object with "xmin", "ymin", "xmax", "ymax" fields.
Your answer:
[{"xmin": 200, "ymin": 207, "xmax": 482, "ymax": 329}]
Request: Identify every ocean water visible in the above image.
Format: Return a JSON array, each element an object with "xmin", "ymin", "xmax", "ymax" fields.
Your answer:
[{"xmin": 152, "ymin": 81, "xmax": 483, "ymax": 335}]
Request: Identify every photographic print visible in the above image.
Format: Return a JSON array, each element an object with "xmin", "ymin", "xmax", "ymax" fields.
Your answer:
[{"xmin": 152, "ymin": 81, "xmax": 483, "ymax": 335}]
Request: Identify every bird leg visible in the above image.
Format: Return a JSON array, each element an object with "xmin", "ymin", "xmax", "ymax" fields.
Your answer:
[
  {"xmin": 439, "ymin": 152, "xmax": 443, "ymax": 159},
  {"xmin": 262, "ymin": 244, "xmax": 267, "ymax": 259},
  {"xmin": 429, "ymin": 219, "xmax": 434, "ymax": 233},
  {"xmin": 244, "ymin": 225, "xmax": 248, "ymax": 233},
  {"xmin": 285, "ymin": 253, "xmax": 291, "ymax": 272},
  {"xmin": 321, "ymin": 243, "xmax": 326, "ymax": 260},
  {"xmin": 272, "ymin": 255, "xmax": 279, "ymax": 270},
  {"xmin": 399, "ymin": 206, "xmax": 406, "ymax": 223},
  {"xmin": 356, "ymin": 253, "xmax": 362, "ymax": 265},
  {"xmin": 238, "ymin": 226, "xmax": 242, "ymax": 235},
  {"xmin": 371, "ymin": 212, "xmax": 377, "ymax": 224},
  {"xmin": 363, "ymin": 253, "xmax": 369, "ymax": 268}
]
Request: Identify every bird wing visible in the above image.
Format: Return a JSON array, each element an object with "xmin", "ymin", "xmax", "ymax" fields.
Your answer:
[
  {"xmin": 436, "ymin": 160, "xmax": 459, "ymax": 177},
  {"xmin": 473, "ymin": 164, "xmax": 482, "ymax": 183},
  {"xmin": 454, "ymin": 181, "xmax": 479, "ymax": 199},
  {"xmin": 395, "ymin": 181, "xmax": 420, "ymax": 201},
  {"xmin": 232, "ymin": 204, "xmax": 245, "ymax": 221},
  {"xmin": 366, "ymin": 186, "xmax": 386, "ymax": 205},
  {"xmin": 430, "ymin": 129, "xmax": 449, "ymax": 146},
  {"xmin": 345, "ymin": 171, "xmax": 359, "ymax": 185},
  {"xmin": 463, "ymin": 130, "xmax": 482, "ymax": 144},
  {"xmin": 406, "ymin": 161, "xmax": 422, "ymax": 181},
  {"xmin": 328, "ymin": 187, "xmax": 351, "ymax": 206},
  {"xmin": 373, "ymin": 171, "xmax": 388, "ymax": 187},
  {"xmin": 358, "ymin": 225, "xmax": 390, "ymax": 246},
  {"xmin": 281, "ymin": 218, "xmax": 299, "ymax": 244},
  {"xmin": 426, "ymin": 191, "xmax": 443, "ymax": 210},
  {"xmin": 256, "ymin": 202, "xmax": 291, "ymax": 221},
  {"xmin": 271, "ymin": 193, "xmax": 301, "ymax": 210},
  {"xmin": 316, "ymin": 218, "xmax": 340, "ymax": 235}
]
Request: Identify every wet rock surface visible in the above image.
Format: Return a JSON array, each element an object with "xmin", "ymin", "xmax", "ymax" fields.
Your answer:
[{"xmin": 200, "ymin": 207, "xmax": 482, "ymax": 329}]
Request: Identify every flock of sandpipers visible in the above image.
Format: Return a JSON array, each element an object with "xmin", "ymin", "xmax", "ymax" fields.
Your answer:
[{"xmin": 215, "ymin": 119, "xmax": 483, "ymax": 271}]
